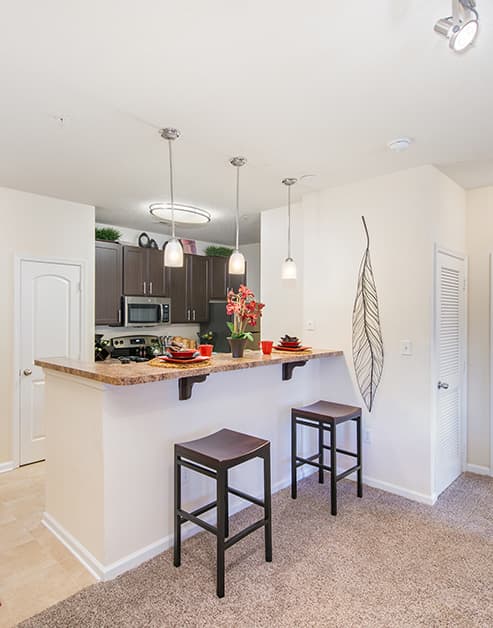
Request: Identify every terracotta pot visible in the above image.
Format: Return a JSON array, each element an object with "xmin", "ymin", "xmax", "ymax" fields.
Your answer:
[{"xmin": 228, "ymin": 337, "xmax": 247, "ymax": 358}]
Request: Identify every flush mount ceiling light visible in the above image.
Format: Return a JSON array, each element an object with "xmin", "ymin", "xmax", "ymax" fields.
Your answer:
[
  {"xmin": 387, "ymin": 137, "xmax": 413, "ymax": 153},
  {"xmin": 281, "ymin": 178, "xmax": 297, "ymax": 280},
  {"xmin": 228, "ymin": 156, "xmax": 247, "ymax": 275},
  {"xmin": 159, "ymin": 127, "xmax": 184, "ymax": 268},
  {"xmin": 435, "ymin": 0, "xmax": 479, "ymax": 52},
  {"xmin": 149, "ymin": 203, "xmax": 211, "ymax": 225}
]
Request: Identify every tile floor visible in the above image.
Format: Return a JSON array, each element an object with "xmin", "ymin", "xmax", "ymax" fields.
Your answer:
[{"xmin": 0, "ymin": 463, "xmax": 95, "ymax": 627}]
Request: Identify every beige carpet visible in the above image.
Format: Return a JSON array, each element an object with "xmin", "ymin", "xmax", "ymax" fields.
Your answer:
[{"xmin": 20, "ymin": 473, "xmax": 493, "ymax": 628}]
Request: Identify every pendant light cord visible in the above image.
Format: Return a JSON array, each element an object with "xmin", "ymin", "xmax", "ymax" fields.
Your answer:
[
  {"xmin": 168, "ymin": 140, "xmax": 175, "ymax": 239},
  {"xmin": 287, "ymin": 185, "xmax": 292, "ymax": 259},
  {"xmin": 235, "ymin": 165, "xmax": 240, "ymax": 250}
]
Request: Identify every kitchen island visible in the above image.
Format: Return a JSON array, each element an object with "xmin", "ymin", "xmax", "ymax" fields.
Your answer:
[{"xmin": 36, "ymin": 349, "xmax": 343, "ymax": 580}]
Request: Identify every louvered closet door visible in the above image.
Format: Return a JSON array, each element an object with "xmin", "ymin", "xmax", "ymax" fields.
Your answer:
[{"xmin": 435, "ymin": 251, "xmax": 466, "ymax": 496}]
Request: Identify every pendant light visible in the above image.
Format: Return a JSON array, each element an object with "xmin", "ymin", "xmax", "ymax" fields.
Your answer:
[
  {"xmin": 281, "ymin": 178, "xmax": 297, "ymax": 280},
  {"xmin": 228, "ymin": 156, "xmax": 247, "ymax": 275},
  {"xmin": 160, "ymin": 128, "xmax": 184, "ymax": 267}
]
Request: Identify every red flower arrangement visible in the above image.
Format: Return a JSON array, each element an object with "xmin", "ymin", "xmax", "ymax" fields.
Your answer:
[{"xmin": 226, "ymin": 285, "xmax": 265, "ymax": 341}]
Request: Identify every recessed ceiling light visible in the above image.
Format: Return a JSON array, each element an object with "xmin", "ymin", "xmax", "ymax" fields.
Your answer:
[
  {"xmin": 149, "ymin": 203, "xmax": 211, "ymax": 225},
  {"xmin": 387, "ymin": 137, "xmax": 413, "ymax": 153}
]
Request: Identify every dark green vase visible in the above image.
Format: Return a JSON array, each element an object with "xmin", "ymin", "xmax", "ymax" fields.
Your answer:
[{"xmin": 228, "ymin": 338, "xmax": 247, "ymax": 358}]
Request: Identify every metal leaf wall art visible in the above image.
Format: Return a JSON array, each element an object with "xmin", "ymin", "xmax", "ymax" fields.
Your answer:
[{"xmin": 352, "ymin": 216, "xmax": 384, "ymax": 412}]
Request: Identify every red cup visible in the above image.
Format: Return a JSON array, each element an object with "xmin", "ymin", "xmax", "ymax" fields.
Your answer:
[
  {"xmin": 198, "ymin": 344, "xmax": 213, "ymax": 357},
  {"xmin": 261, "ymin": 340, "xmax": 273, "ymax": 355}
]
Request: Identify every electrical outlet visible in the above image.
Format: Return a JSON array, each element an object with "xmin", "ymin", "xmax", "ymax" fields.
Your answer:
[
  {"xmin": 305, "ymin": 320, "xmax": 315, "ymax": 331},
  {"xmin": 363, "ymin": 428, "xmax": 372, "ymax": 444},
  {"xmin": 400, "ymin": 340, "xmax": 413, "ymax": 356}
]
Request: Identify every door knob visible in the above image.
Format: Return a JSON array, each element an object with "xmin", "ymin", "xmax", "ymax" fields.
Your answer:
[
  {"xmin": 23, "ymin": 368, "xmax": 32, "ymax": 376},
  {"xmin": 437, "ymin": 381, "xmax": 449, "ymax": 390}
]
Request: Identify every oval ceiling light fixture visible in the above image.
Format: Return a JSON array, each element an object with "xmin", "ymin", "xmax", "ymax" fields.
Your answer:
[
  {"xmin": 434, "ymin": 0, "xmax": 479, "ymax": 52},
  {"xmin": 149, "ymin": 203, "xmax": 211, "ymax": 225},
  {"xmin": 387, "ymin": 137, "xmax": 413, "ymax": 153},
  {"xmin": 228, "ymin": 156, "xmax": 247, "ymax": 276},
  {"xmin": 159, "ymin": 127, "xmax": 184, "ymax": 268}
]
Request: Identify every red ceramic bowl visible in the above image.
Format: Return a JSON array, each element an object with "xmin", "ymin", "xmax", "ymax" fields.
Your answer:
[
  {"xmin": 280, "ymin": 341, "xmax": 301, "ymax": 347},
  {"xmin": 168, "ymin": 349, "xmax": 197, "ymax": 359}
]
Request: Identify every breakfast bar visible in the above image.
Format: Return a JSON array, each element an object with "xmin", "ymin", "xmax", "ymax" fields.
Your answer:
[{"xmin": 36, "ymin": 349, "xmax": 343, "ymax": 581}]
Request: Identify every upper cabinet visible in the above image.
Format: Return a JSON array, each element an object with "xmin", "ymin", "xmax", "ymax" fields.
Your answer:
[
  {"xmin": 95, "ymin": 241, "xmax": 122, "ymax": 325},
  {"xmin": 122, "ymin": 246, "xmax": 168, "ymax": 297},
  {"xmin": 168, "ymin": 254, "xmax": 209, "ymax": 323},
  {"xmin": 208, "ymin": 256, "xmax": 247, "ymax": 299}
]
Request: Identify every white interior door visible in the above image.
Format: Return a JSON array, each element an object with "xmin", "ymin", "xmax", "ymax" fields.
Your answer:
[
  {"xmin": 19, "ymin": 259, "xmax": 82, "ymax": 465},
  {"xmin": 434, "ymin": 250, "xmax": 466, "ymax": 496}
]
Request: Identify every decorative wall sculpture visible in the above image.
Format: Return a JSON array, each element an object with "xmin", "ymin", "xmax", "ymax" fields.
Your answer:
[{"xmin": 352, "ymin": 216, "xmax": 384, "ymax": 412}]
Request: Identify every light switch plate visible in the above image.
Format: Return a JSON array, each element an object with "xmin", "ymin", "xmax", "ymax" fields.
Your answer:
[{"xmin": 400, "ymin": 340, "xmax": 413, "ymax": 356}]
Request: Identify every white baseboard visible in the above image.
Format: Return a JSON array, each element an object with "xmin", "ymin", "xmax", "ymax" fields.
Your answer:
[
  {"xmin": 348, "ymin": 473, "xmax": 436, "ymax": 506},
  {"xmin": 43, "ymin": 467, "xmax": 435, "ymax": 583},
  {"xmin": 465, "ymin": 463, "xmax": 491, "ymax": 476},
  {"xmin": 0, "ymin": 460, "xmax": 15, "ymax": 474}
]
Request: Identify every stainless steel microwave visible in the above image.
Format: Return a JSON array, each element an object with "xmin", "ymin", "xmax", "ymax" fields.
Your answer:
[{"xmin": 123, "ymin": 296, "xmax": 171, "ymax": 327}]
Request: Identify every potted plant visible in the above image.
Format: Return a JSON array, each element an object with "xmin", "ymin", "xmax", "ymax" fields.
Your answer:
[
  {"xmin": 95, "ymin": 227, "xmax": 122, "ymax": 242},
  {"xmin": 226, "ymin": 285, "xmax": 264, "ymax": 358}
]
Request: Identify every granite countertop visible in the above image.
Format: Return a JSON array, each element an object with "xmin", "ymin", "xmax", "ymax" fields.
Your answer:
[{"xmin": 35, "ymin": 349, "xmax": 343, "ymax": 386}]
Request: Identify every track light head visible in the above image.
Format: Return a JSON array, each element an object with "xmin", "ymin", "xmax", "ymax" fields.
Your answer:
[{"xmin": 435, "ymin": 0, "xmax": 479, "ymax": 52}]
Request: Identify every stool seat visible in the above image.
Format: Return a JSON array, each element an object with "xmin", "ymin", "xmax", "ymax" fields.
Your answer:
[
  {"xmin": 176, "ymin": 428, "xmax": 269, "ymax": 469},
  {"xmin": 291, "ymin": 401, "xmax": 360, "ymax": 424}
]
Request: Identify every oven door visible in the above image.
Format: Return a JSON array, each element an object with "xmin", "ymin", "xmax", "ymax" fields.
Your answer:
[{"xmin": 124, "ymin": 297, "xmax": 164, "ymax": 327}]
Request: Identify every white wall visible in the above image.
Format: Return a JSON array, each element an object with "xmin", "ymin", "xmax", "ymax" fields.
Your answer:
[
  {"xmin": 0, "ymin": 187, "xmax": 95, "ymax": 466},
  {"xmin": 261, "ymin": 165, "xmax": 466, "ymax": 501},
  {"xmin": 240, "ymin": 243, "xmax": 261, "ymax": 299},
  {"xmin": 466, "ymin": 186, "xmax": 493, "ymax": 471}
]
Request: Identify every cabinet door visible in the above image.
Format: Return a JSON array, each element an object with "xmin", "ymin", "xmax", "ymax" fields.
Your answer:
[
  {"xmin": 123, "ymin": 246, "xmax": 147, "ymax": 296},
  {"xmin": 95, "ymin": 241, "xmax": 122, "ymax": 325},
  {"xmin": 147, "ymin": 249, "xmax": 167, "ymax": 296},
  {"xmin": 227, "ymin": 264, "xmax": 247, "ymax": 294},
  {"xmin": 189, "ymin": 255, "xmax": 209, "ymax": 322},
  {"xmin": 208, "ymin": 256, "xmax": 228, "ymax": 300},
  {"xmin": 168, "ymin": 263, "xmax": 188, "ymax": 323}
]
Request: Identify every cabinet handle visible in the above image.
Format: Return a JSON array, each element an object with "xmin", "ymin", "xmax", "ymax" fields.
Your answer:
[
  {"xmin": 149, "ymin": 281, "xmax": 153, "ymax": 295},
  {"xmin": 143, "ymin": 281, "xmax": 147, "ymax": 295},
  {"xmin": 192, "ymin": 309, "xmax": 196, "ymax": 321},
  {"xmin": 117, "ymin": 310, "xmax": 121, "ymax": 324},
  {"xmin": 187, "ymin": 309, "xmax": 190, "ymax": 321}
]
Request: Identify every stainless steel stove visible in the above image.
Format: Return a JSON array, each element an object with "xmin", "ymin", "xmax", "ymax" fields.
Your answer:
[{"xmin": 110, "ymin": 335, "xmax": 161, "ymax": 363}]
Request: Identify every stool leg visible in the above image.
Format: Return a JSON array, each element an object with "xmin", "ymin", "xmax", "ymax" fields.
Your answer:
[
  {"xmin": 356, "ymin": 416, "xmax": 363, "ymax": 498},
  {"xmin": 224, "ymin": 469, "xmax": 229, "ymax": 538},
  {"xmin": 330, "ymin": 424, "xmax": 337, "ymax": 516},
  {"xmin": 174, "ymin": 454, "xmax": 181, "ymax": 567},
  {"xmin": 263, "ymin": 447, "xmax": 272, "ymax": 562},
  {"xmin": 291, "ymin": 415, "xmax": 297, "ymax": 499},
  {"xmin": 318, "ymin": 422, "xmax": 324, "ymax": 484},
  {"xmin": 216, "ymin": 468, "xmax": 226, "ymax": 598}
]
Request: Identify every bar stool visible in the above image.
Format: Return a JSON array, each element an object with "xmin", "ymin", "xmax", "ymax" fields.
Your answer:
[
  {"xmin": 291, "ymin": 401, "xmax": 362, "ymax": 515},
  {"xmin": 174, "ymin": 428, "xmax": 272, "ymax": 598}
]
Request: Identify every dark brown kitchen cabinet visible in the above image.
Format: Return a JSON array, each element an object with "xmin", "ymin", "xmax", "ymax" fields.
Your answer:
[
  {"xmin": 122, "ymin": 246, "xmax": 168, "ymax": 297},
  {"xmin": 168, "ymin": 254, "xmax": 209, "ymax": 323},
  {"xmin": 208, "ymin": 255, "xmax": 247, "ymax": 299},
  {"xmin": 95, "ymin": 241, "xmax": 122, "ymax": 325}
]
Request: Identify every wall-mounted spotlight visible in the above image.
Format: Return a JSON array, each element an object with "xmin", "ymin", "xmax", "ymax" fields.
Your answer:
[{"xmin": 435, "ymin": 0, "xmax": 479, "ymax": 52}]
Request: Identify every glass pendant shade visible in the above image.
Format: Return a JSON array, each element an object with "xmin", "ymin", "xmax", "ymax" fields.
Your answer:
[
  {"xmin": 228, "ymin": 249, "xmax": 246, "ymax": 275},
  {"xmin": 281, "ymin": 257, "xmax": 297, "ymax": 280},
  {"xmin": 164, "ymin": 237, "xmax": 184, "ymax": 267}
]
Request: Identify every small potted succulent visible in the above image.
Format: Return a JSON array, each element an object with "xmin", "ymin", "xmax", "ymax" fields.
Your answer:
[{"xmin": 226, "ymin": 285, "xmax": 264, "ymax": 358}]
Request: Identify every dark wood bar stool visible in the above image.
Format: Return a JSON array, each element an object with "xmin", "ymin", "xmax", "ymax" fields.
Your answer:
[
  {"xmin": 174, "ymin": 428, "xmax": 272, "ymax": 598},
  {"xmin": 291, "ymin": 401, "xmax": 362, "ymax": 515}
]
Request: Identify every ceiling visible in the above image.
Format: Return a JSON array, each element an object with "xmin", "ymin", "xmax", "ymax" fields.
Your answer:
[{"xmin": 0, "ymin": 1, "xmax": 492, "ymax": 244}]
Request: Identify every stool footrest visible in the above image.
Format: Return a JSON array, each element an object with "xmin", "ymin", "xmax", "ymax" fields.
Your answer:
[
  {"xmin": 296, "ymin": 455, "xmax": 332, "ymax": 472},
  {"xmin": 190, "ymin": 500, "xmax": 217, "ymax": 518},
  {"xmin": 224, "ymin": 518, "xmax": 266, "ymax": 550},
  {"xmin": 336, "ymin": 465, "xmax": 361, "ymax": 481},
  {"xmin": 322, "ymin": 445, "xmax": 358, "ymax": 458},
  {"xmin": 177, "ymin": 508, "xmax": 217, "ymax": 535},
  {"xmin": 228, "ymin": 486, "xmax": 264, "ymax": 508}
]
